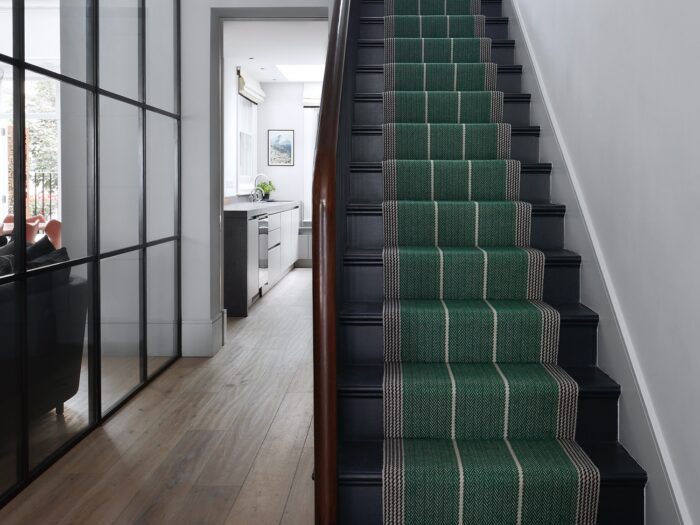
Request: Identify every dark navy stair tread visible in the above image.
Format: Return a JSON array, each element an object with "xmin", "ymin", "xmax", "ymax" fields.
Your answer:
[
  {"xmin": 356, "ymin": 64, "xmax": 522, "ymax": 73},
  {"xmin": 356, "ymin": 92, "xmax": 531, "ymax": 102},
  {"xmin": 338, "ymin": 365, "xmax": 619, "ymax": 398},
  {"xmin": 346, "ymin": 202, "xmax": 561, "ymax": 215},
  {"xmin": 349, "ymin": 161, "xmax": 552, "ymax": 173},
  {"xmin": 339, "ymin": 301, "xmax": 598, "ymax": 324},
  {"xmin": 359, "ymin": 38, "xmax": 515, "ymax": 46},
  {"xmin": 338, "ymin": 440, "xmax": 647, "ymax": 487},
  {"xmin": 344, "ymin": 248, "xmax": 579, "ymax": 264},
  {"xmin": 361, "ymin": 16, "xmax": 509, "ymax": 23},
  {"xmin": 352, "ymin": 124, "xmax": 540, "ymax": 135},
  {"xmin": 362, "ymin": 0, "xmax": 503, "ymax": 3}
]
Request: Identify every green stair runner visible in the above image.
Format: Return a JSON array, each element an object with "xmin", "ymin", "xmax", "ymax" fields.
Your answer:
[{"xmin": 381, "ymin": 6, "xmax": 601, "ymax": 525}]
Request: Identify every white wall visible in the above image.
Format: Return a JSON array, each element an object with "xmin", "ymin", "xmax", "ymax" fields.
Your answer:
[
  {"xmin": 505, "ymin": 1, "xmax": 698, "ymax": 523},
  {"xmin": 257, "ymin": 82, "xmax": 305, "ymax": 202},
  {"xmin": 181, "ymin": 0, "xmax": 329, "ymax": 356},
  {"xmin": 222, "ymin": 58, "xmax": 239, "ymax": 198}
]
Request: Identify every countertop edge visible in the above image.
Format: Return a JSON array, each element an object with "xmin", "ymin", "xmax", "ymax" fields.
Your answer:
[{"xmin": 223, "ymin": 200, "xmax": 302, "ymax": 219}]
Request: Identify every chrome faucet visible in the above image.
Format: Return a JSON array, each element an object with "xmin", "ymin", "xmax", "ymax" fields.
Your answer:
[{"xmin": 250, "ymin": 173, "xmax": 270, "ymax": 202}]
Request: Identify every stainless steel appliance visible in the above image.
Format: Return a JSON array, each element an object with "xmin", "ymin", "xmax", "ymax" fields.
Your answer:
[{"xmin": 258, "ymin": 215, "xmax": 269, "ymax": 292}]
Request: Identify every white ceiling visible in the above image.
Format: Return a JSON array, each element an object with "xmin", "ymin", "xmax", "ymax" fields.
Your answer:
[{"xmin": 222, "ymin": 20, "xmax": 328, "ymax": 84}]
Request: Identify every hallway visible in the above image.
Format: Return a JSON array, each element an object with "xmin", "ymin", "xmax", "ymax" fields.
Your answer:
[{"xmin": 0, "ymin": 269, "xmax": 314, "ymax": 525}]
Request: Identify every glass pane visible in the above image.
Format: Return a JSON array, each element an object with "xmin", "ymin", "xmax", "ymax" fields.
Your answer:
[
  {"xmin": 146, "ymin": 112, "xmax": 176, "ymax": 241},
  {"xmin": 99, "ymin": 0, "xmax": 139, "ymax": 100},
  {"xmin": 146, "ymin": 0, "xmax": 175, "ymax": 112},
  {"xmin": 147, "ymin": 242, "xmax": 176, "ymax": 375},
  {"xmin": 25, "ymin": 73, "xmax": 91, "ymax": 268},
  {"xmin": 100, "ymin": 251, "xmax": 141, "ymax": 413},
  {"xmin": 25, "ymin": 0, "xmax": 89, "ymax": 82},
  {"xmin": 0, "ymin": 3, "xmax": 11, "ymax": 57},
  {"xmin": 237, "ymin": 96, "xmax": 257, "ymax": 193},
  {"xmin": 27, "ymin": 263, "xmax": 90, "ymax": 468},
  {"xmin": 0, "ymin": 64, "xmax": 15, "ymax": 276},
  {"xmin": 99, "ymin": 97, "xmax": 140, "ymax": 253},
  {"xmin": 0, "ymin": 281, "xmax": 20, "ymax": 492}
]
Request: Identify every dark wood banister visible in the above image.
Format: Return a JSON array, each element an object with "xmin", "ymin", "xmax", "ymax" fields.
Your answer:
[{"xmin": 313, "ymin": 0, "xmax": 351, "ymax": 523}]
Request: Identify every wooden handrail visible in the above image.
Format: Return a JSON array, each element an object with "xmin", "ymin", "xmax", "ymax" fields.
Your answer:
[{"xmin": 313, "ymin": 0, "xmax": 351, "ymax": 523}]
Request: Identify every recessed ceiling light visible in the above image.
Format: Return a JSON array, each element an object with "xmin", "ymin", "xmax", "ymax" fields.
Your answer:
[
  {"xmin": 249, "ymin": 57, "xmax": 254, "ymax": 60},
  {"xmin": 276, "ymin": 64, "xmax": 325, "ymax": 82},
  {"xmin": 260, "ymin": 67, "xmax": 265, "ymax": 70}
]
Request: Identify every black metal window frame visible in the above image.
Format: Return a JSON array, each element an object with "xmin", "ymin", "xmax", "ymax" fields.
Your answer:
[{"xmin": 0, "ymin": 0, "xmax": 182, "ymax": 507}]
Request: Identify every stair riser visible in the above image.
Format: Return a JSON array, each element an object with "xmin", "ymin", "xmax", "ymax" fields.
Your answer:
[
  {"xmin": 352, "ymin": 131, "xmax": 539, "ymax": 163},
  {"xmin": 338, "ymin": 393, "xmax": 618, "ymax": 442},
  {"xmin": 347, "ymin": 213, "xmax": 564, "ymax": 250},
  {"xmin": 343, "ymin": 261, "xmax": 579, "ymax": 303},
  {"xmin": 348, "ymin": 168, "xmax": 550, "ymax": 203},
  {"xmin": 356, "ymin": 67, "xmax": 522, "ymax": 93},
  {"xmin": 337, "ymin": 484, "xmax": 643, "ymax": 525},
  {"xmin": 354, "ymin": 97, "xmax": 530, "ymax": 126},
  {"xmin": 358, "ymin": 42, "xmax": 514, "ymax": 67},
  {"xmin": 359, "ymin": 18, "xmax": 509, "ymax": 40},
  {"xmin": 339, "ymin": 322, "xmax": 597, "ymax": 367},
  {"xmin": 359, "ymin": 0, "xmax": 503, "ymax": 18}
]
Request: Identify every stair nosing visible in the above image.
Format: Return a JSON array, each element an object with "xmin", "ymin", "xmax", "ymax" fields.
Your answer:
[
  {"xmin": 352, "ymin": 124, "xmax": 540, "ymax": 136},
  {"xmin": 360, "ymin": 16, "xmax": 509, "ymax": 24},
  {"xmin": 359, "ymin": 38, "xmax": 515, "ymax": 47},
  {"xmin": 355, "ymin": 92, "xmax": 531, "ymax": 102},
  {"xmin": 346, "ymin": 202, "xmax": 564, "ymax": 216},
  {"xmin": 337, "ymin": 441, "xmax": 647, "ymax": 486},
  {"xmin": 339, "ymin": 301, "xmax": 599, "ymax": 325},
  {"xmin": 356, "ymin": 64, "xmax": 522, "ymax": 73},
  {"xmin": 337, "ymin": 364, "xmax": 619, "ymax": 398},
  {"xmin": 348, "ymin": 161, "xmax": 552, "ymax": 173}
]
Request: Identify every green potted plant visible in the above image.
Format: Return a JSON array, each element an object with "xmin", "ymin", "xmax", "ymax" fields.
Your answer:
[{"xmin": 256, "ymin": 180, "xmax": 276, "ymax": 201}]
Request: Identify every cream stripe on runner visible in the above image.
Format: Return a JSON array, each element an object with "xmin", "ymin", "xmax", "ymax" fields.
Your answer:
[
  {"xmin": 485, "ymin": 299, "xmax": 498, "ymax": 361},
  {"xmin": 434, "ymin": 201, "xmax": 439, "ymax": 246},
  {"xmin": 495, "ymin": 363, "xmax": 525, "ymax": 525},
  {"xmin": 467, "ymin": 160, "xmax": 473, "ymax": 200},
  {"xmin": 477, "ymin": 247, "xmax": 488, "ymax": 299},
  {"xmin": 505, "ymin": 439, "xmax": 525, "ymax": 525}
]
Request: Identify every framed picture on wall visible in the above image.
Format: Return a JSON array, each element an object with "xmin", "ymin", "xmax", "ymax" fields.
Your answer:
[{"xmin": 268, "ymin": 129, "xmax": 295, "ymax": 166}]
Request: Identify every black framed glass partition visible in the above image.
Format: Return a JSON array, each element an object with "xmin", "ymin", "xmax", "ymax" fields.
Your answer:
[{"xmin": 0, "ymin": 0, "xmax": 181, "ymax": 506}]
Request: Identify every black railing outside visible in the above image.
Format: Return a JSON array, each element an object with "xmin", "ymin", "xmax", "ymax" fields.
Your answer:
[{"xmin": 27, "ymin": 171, "xmax": 58, "ymax": 219}]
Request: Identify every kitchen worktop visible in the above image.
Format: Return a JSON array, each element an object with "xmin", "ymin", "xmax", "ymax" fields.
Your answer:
[{"xmin": 223, "ymin": 200, "xmax": 301, "ymax": 219}]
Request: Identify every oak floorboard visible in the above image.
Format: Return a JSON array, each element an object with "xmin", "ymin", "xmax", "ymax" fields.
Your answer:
[
  {"xmin": 0, "ymin": 269, "xmax": 313, "ymax": 525},
  {"xmin": 224, "ymin": 392, "xmax": 313, "ymax": 525},
  {"xmin": 170, "ymin": 485, "xmax": 241, "ymax": 525},
  {"xmin": 280, "ymin": 446, "xmax": 314, "ymax": 525}
]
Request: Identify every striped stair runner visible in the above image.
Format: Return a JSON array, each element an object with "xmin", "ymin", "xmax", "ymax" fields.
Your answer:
[{"xmin": 381, "ymin": 2, "xmax": 601, "ymax": 524}]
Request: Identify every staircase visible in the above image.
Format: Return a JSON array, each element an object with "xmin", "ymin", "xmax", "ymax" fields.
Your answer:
[{"xmin": 325, "ymin": 0, "xmax": 647, "ymax": 523}]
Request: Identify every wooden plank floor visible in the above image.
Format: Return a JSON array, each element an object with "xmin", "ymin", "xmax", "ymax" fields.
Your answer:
[{"xmin": 0, "ymin": 268, "xmax": 314, "ymax": 525}]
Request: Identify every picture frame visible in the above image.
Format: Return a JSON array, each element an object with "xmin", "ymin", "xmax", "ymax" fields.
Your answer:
[{"xmin": 268, "ymin": 129, "xmax": 295, "ymax": 166}]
